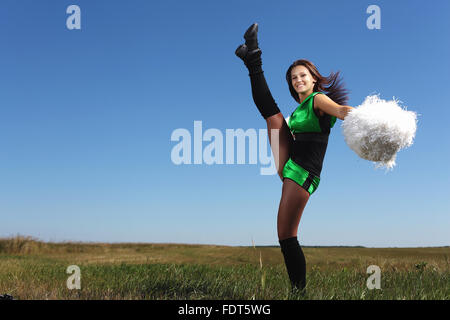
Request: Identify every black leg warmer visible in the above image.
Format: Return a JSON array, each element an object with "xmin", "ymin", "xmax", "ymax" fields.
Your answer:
[
  {"xmin": 279, "ymin": 236, "xmax": 306, "ymax": 292},
  {"xmin": 245, "ymin": 50, "xmax": 281, "ymax": 120}
]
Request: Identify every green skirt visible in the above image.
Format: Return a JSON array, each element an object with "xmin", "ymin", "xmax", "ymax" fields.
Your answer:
[{"xmin": 282, "ymin": 158, "xmax": 320, "ymax": 195}]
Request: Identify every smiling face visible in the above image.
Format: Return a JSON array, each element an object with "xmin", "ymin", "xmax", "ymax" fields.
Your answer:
[{"xmin": 291, "ymin": 65, "xmax": 317, "ymax": 97}]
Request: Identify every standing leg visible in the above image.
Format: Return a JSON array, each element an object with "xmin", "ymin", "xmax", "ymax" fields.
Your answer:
[{"xmin": 277, "ymin": 178, "xmax": 310, "ymax": 292}]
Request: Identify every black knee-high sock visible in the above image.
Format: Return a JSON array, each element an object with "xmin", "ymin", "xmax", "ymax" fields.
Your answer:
[
  {"xmin": 279, "ymin": 236, "xmax": 306, "ymax": 291},
  {"xmin": 244, "ymin": 50, "xmax": 280, "ymax": 119}
]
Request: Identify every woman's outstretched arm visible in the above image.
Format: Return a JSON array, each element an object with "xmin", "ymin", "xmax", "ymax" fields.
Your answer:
[{"xmin": 314, "ymin": 93, "xmax": 355, "ymax": 120}]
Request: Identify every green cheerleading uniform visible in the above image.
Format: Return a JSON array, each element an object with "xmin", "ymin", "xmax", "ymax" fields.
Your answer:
[{"xmin": 282, "ymin": 92, "xmax": 337, "ymax": 195}]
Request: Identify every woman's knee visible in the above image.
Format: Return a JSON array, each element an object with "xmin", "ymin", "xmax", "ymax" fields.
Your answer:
[
  {"xmin": 277, "ymin": 209, "xmax": 301, "ymax": 241},
  {"xmin": 278, "ymin": 230, "xmax": 297, "ymax": 242},
  {"xmin": 277, "ymin": 180, "xmax": 310, "ymax": 238}
]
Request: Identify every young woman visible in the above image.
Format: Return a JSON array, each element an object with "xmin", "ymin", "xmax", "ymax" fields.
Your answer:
[{"xmin": 235, "ymin": 23, "xmax": 354, "ymax": 293}]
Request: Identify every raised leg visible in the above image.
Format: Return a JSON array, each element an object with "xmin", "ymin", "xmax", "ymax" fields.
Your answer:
[
  {"xmin": 235, "ymin": 23, "xmax": 293, "ymax": 179},
  {"xmin": 265, "ymin": 113, "xmax": 294, "ymax": 180}
]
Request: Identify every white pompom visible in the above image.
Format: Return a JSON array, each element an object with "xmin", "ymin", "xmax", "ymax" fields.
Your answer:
[{"xmin": 342, "ymin": 95, "xmax": 417, "ymax": 170}]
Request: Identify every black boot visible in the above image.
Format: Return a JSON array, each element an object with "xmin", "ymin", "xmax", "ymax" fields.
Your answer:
[
  {"xmin": 234, "ymin": 23, "xmax": 280, "ymax": 119},
  {"xmin": 243, "ymin": 23, "xmax": 259, "ymax": 51},
  {"xmin": 235, "ymin": 23, "xmax": 263, "ymax": 75},
  {"xmin": 235, "ymin": 44, "xmax": 262, "ymax": 75}
]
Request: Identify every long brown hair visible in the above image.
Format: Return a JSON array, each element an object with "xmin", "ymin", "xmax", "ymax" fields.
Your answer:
[{"xmin": 286, "ymin": 59, "xmax": 349, "ymax": 106}]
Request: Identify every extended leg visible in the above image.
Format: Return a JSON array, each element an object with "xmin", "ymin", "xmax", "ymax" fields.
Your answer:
[
  {"xmin": 235, "ymin": 24, "xmax": 294, "ymax": 178},
  {"xmin": 236, "ymin": 24, "xmax": 280, "ymax": 119},
  {"xmin": 266, "ymin": 114, "xmax": 293, "ymax": 180}
]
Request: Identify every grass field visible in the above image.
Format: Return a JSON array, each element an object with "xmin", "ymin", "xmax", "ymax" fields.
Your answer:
[{"xmin": 0, "ymin": 236, "xmax": 448, "ymax": 300}]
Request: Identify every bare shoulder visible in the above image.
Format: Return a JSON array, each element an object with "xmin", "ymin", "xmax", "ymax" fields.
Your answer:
[
  {"xmin": 313, "ymin": 92, "xmax": 330, "ymax": 117},
  {"xmin": 314, "ymin": 92, "xmax": 334, "ymax": 105},
  {"xmin": 313, "ymin": 92, "xmax": 344, "ymax": 119},
  {"xmin": 314, "ymin": 93, "xmax": 341, "ymax": 109}
]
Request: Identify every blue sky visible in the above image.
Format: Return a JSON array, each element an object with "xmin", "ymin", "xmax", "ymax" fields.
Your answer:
[{"xmin": 1, "ymin": 0, "xmax": 449, "ymax": 247}]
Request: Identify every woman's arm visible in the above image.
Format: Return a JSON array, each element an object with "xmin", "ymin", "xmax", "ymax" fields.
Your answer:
[{"xmin": 314, "ymin": 93, "xmax": 355, "ymax": 120}]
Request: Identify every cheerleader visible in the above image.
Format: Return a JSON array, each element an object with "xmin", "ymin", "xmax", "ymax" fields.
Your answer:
[{"xmin": 235, "ymin": 23, "xmax": 353, "ymax": 294}]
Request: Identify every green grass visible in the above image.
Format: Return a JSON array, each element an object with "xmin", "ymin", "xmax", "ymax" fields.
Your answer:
[{"xmin": 0, "ymin": 236, "xmax": 448, "ymax": 300}]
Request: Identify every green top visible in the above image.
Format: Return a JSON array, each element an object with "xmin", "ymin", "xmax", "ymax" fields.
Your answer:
[{"xmin": 288, "ymin": 92, "xmax": 337, "ymax": 134}]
